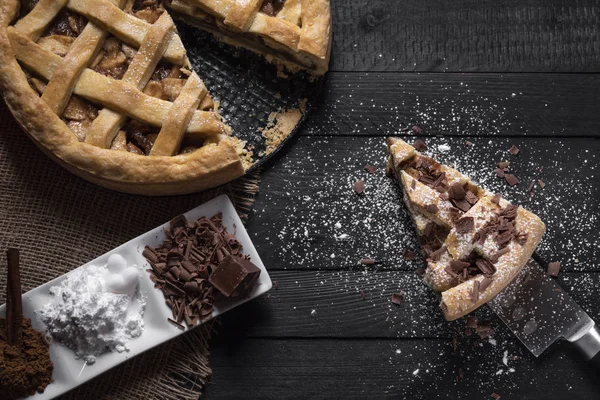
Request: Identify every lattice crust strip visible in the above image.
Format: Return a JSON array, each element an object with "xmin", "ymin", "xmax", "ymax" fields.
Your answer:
[
  {"xmin": 168, "ymin": 0, "xmax": 331, "ymax": 74},
  {"xmin": 0, "ymin": 0, "xmax": 245, "ymax": 195},
  {"xmin": 387, "ymin": 138, "xmax": 546, "ymax": 321}
]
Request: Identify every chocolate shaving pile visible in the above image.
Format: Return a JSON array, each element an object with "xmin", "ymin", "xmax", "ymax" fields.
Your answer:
[
  {"xmin": 419, "ymin": 222, "xmax": 448, "ymax": 260},
  {"xmin": 143, "ymin": 213, "xmax": 244, "ymax": 328},
  {"xmin": 444, "ymin": 251, "xmax": 498, "ymax": 283},
  {"xmin": 471, "ymin": 204, "xmax": 527, "ymax": 250},
  {"xmin": 407, "ymin": 156, "xmax": 480, "ymax": 214}
]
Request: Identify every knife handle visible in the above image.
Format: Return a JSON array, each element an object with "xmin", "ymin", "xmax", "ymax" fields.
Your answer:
[{"xmin": 571, "ymin": 324, "xmax": 600, "ymax": 362}]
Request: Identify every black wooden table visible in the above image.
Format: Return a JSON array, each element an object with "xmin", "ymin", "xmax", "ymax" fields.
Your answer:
[{"xmin": 204, "ymin": 1, "xmax": 600, "ymax": 399}]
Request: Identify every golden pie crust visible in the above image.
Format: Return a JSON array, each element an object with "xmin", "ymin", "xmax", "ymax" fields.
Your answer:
[{"xmin": 0, "ymin": 0, "xmax": 332, "ymax": 195}]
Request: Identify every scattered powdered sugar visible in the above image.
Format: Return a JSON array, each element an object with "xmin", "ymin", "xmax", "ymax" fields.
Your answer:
[
  {"xmin": 251, "ymin": 79, "xmax": 598, "ymax": 397},
  {"xmin": 38, "ymin": 261, "xmax": 146, "ymax": 364}
]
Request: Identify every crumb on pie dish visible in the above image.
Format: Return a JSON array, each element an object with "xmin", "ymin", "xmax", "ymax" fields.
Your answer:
[
  {"xmin": 386, "ymin": 137, "xmax": 546, "ymax": 321},
  {"xmin": 0, "ymin": 0, "xmax": 331, "ymax": 195}
]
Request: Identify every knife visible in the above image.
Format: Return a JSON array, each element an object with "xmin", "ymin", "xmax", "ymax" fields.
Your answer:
[{"xmin": 487, "ymin": 254, "xmax": 600, "ymax": 363}]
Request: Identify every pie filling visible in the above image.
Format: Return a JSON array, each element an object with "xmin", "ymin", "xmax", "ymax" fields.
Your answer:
[
  {"xmin": 19, "ymin": 1, "xmax": 225, "ymax": 157},
  {"xmin": 168, "ymin": 1, "xmax": 322, "ymax": 74}
]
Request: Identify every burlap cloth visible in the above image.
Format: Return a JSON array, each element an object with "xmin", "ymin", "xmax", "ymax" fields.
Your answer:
[{"xmin": 0, "ymin": 102, "xmax": 261, "ymax": 399}]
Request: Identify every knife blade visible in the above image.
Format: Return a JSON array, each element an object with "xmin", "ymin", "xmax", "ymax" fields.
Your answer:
[{"xmin": 488, "ymin": 255, "xmax": 599, "ymax": 359}]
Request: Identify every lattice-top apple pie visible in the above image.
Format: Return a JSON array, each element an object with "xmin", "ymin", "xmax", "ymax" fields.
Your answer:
[
  {"xmin": 0, "ymin": 0, "xmax": 331, "ymax": 195},
  {"xmin": 387, "ymin": 138, "xmax": 546, "ymax": 320}
]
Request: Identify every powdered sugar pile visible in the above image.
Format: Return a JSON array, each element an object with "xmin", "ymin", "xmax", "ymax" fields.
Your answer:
[{"xmin": 38, "ymin": 257, "xmax": 146, "ymax": 364}]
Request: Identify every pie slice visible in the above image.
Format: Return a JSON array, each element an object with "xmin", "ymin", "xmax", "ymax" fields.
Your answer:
[
  {"xmin": 167, "ymin": 0, "xmax": 332, "ymax": 75},
  {"xmin": 386, "ymin": 138, "xmax": 546, "ymax": 321}
]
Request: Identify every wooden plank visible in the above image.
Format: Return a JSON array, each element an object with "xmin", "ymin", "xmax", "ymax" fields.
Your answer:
[
  {"xmin": 330, "ymin": 0, "xmax": 600, "ymax": 72},
  {"xmin": 216, "ymin": 271, "xmax": 600, "ymax": 339},
  {"xmin": 304, "ymin": 73, "xmax": 600, "ymax": 137},
  {"xmin": 205, "ymin": 337, "xmax": 600, "ymax": 399},
  {"xmin": 248, "ymin": 136, "xmax": 600, "ymax": 272}
]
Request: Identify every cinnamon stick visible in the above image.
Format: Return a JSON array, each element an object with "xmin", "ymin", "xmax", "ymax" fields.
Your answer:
[{"xmin": 6, "ymin": 248, "xmax": 23, "ymax": 346}]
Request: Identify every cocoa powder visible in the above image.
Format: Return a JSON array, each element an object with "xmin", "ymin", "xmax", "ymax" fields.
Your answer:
[{"xmin": 0, "ymin": 317, "xmax": 53, "ymax": 399}]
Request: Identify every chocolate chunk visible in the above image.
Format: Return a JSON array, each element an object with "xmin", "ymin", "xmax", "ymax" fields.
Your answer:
[
  {"xmin": 391, "ymin": 293, "xmax": 404, "ymax": 305},
  {"xmin": 491, "ymin": 193, "xmax": 502, "ymax": 205},
  {"xmin": 455, "ymin": 217, "xmax": 474, "ymax": 234},
  {"xmin": 471, "ymin": 281, "xmax": 480, "ymax": 304},
  {"xmin": 465, "ymin": 191, "xmax": 478, "ymax": 205},
  {"xmin": 489, "ymin": 247, "xmax": 510, "ymax": 263},
  {"xmin": 465, "ymin": 140, "xmax": 474, "ymax": 147},
  {"xmin": 448, "ymin": 182, "xmax": 466, "ymax": 200},
  {"xmin": 452, "ymin": 199, "xmax": 472, "ymax": 212},
  {"xmin": 449, "ymin": 260, "xmax": 470, "ymax": 272},
  {"xmin": 479, "ymin": 277, "xmax": 493, "ymax": 292},
  {"xmin": 497, "ymin": 161, "xmax": 510, "ymax": 169},
  {"xmin": 547, "ymin": 261, "xmax": 561, "ymax": 277},
  {"xmin": 428, "ymin": 245, "xmax": 447, "ymax": 261},
  {"xmin": 361, "ymin": 258, "xmax": 375, "ymax": 265},
  {"xmin": 413, "ymin": 139, "xmax": 427, "ymax": 151},
  {"xmin": 504, "ymin": 174, "xmax": 519, "ymax": 186},
  {"xmin": 168, "ymin": 318, "xmax": 185, "ymax": 330},
  {"xmin": 402, "ymin": 250, "xmax": 417, "ymax": 260},
  {"xmin": 491, "ymin": 393, "xmax": 501, "ymax": 400},
  {"xmin": 475, "ymin": 259, "xmax": 497, "ymax": 277},
  {"xmin": 466, "ymin": 316, "xmax": 478, "ymax": 329},
  {"xmin": 364, "ymin": 164, "xmax": 377, "ymax": 174},
  {"xmin": 425, "ymin": 204, "xmax": 439, "ymax": 214},
  {"xmin": 354, "ymin": 179, "xmax": 365, "ymax": 194},
  {"xmin": 509, "ymin": 145, "xmax": 520, "ymax": 155},
  {"xmin": 527, "ymin": 180, "xmax": 535, "ymax": 192},
  {"xmin": 494, "ymin": 168, "xmax": 506, "ymax": 178},
  {"xmin": 444, "ymin": 265, "xmax": 459, "ymax": 278},
  {"xmin": 439, "ymin": 192, "xmax": 450, "ymax": 201},
  {"xmin": 412, "ymin": 125, "xmax": 423, "ymax": 134},
  {"xmin": 538, "ymin": 179, "xmax": 546, "ymax": 188},
  {"xmin": 209, "ymin": 255, "xmax": 261, "ymax": 298}
]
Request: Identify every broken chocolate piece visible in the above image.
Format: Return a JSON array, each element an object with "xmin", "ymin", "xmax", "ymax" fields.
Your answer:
[
  {"xmin": 497, "ymin": 161, "xmax": 510, "ymax": 169},
  {"xmin": 452, "ymin": 198, "xmax": 472, "ymax": 212},
  {"xmin": 509, "ymin": 145, "xmax": 520, "ymax": 155},
  {"xmin": 209, "ymin": 255, "xmax": 261, "ymax": 298},
  {"xmin": 491, "ymin": 193, "xmax": 502, "ymax": 205},
  {"xmin": 471, "ymin": 280, "xmax": 480, "ymax": 303},
  {"xmin": 361, "ymin": 258, "xmax": 375, "ymax": 265},
  {"xmin": 448, "ymin": 182, "xmax": 466, "ymax": 200},
  {"xmin": 466, "ymin": 316, "xmax": 478, "ymax": 329},
  {"xmin": 465, "ymin": 191, "xmax": 478, "ymax": 205},
  {"xmin": 364, "ymin": 164, "xmax": 377, "ymax": 174},
  {"xmin": 402, "ymin": 250, "xmax": 417, "ymax": 260},
  {"xmin": 425, "ymin": 204, "xmax": 439, "ymax": 214},
  {"xmin": 479, "ymin": 277, "xmax": 493, "ymax": 292},
  {"xmin": 538, "ymin": 179, "xmax": 546, "ymax": 188},
  {"xmin": 527, "ymin": 180, "xmax": 535, "ymax": 192},
  {"xmin": 391, "ymin": 293, "xmax": 404, "ymax": 305},
  {"xmin": 547, "ymin": 261, "xmax": 561, "ymax": 277},
  {"xmin": 413, "ymin": 139, "xmax": 427, "ymax": 151},
  {"xmin": 449, "ymin": 260, "xmax": 470, "ymax": 272},
  {"xmin": 491, "ymin": 393, "xmax": 501, "ymax": 400},
  {"xmin": 475, "ymin": 259, "xmax": 496, "ymax": 277},
  {"xmin": 354, "ymin": 179, "xmax": 365, "ymax": 194},
  {"xmin": 455, "ymin": 217, "xmax": 474, "ymax": 234},
  {"xmin": 494, "ymin": 168, "xmax": 506, "ymax": 178},
  {"xmin": 504, "ymin": 174, "xmax": 519, "ymax": 186}
]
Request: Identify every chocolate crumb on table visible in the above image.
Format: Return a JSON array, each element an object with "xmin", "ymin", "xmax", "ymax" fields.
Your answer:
[
  {"xmin": 547, "ymin": 261, "xmax": 561, "ymax": 277},
  {"xmin": 391, "ymin": 293, "xmax": 404, "ymax": 305},
  {"xmin": 413, "ymin": 138, "xmax": 427, "ymax": 151},
  {"xmin": 508, "ymin": 145, "xmax": 520, "ymax": 155},
  {"xmin": 354, "ymin": 179, "xmax": 365, "ymax": 194},
  {"xmin": 364, "ymin": 164, "xmax": 377, "ymax": 174}
]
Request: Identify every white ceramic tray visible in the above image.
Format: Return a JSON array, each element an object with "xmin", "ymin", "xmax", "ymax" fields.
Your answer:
[{"xmin": 0, "ymin": 195, "xmax": 272, "ymax": 400}]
